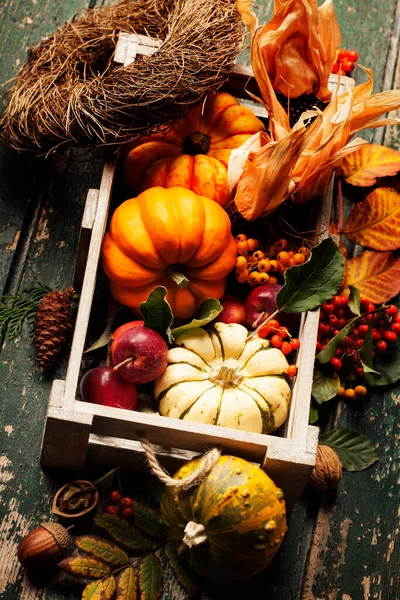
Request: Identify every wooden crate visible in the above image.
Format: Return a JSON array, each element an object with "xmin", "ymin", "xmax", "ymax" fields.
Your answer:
[{"xmin": 40, "ymin": 66, "xmax": 336, "ymax": 505}]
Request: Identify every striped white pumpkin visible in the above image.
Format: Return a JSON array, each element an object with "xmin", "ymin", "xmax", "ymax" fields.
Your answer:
[{"xmin": 155, "ymin": 322, "xmax": 292, "ymax": 434}]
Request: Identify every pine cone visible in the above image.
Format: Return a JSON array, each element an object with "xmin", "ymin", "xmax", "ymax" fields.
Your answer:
[{"xmin": 35, "ymin": 287, "xmax": 75, "ymax": 369}]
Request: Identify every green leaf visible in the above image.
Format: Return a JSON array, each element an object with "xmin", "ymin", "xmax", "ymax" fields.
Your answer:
[
  {"xmin": 309, "ymin": 402, "xmax": 319, "ymax": 424},
  {"xmin": 316, "ymin": 319, "xmax": 356, "ymax": 364},
  {"xmin": 139, "ymin": 286, "xmax": 174, "ymax": 343},
  {"xmin": 94, "ymin": 514, "xmax": 152, "ymax": 552},
  {"xmin": 372, "ymin": 337, "xmax": 400, "ymax": 386},
  {"xmin": 171, "ymin": 298, "xmax": 222, "ymax": 339},
  {"xmin": 139, "ymin": 554, "xmax": 163, "ymax": 600},
  {"xmin": 92, "ymin": 467, "xmax": 120, "ymax": 495},
  {"xmin": 129, "ymin": 502, "xmax": 167, "ymax": 539},
  {"xmin": 348, "ymin": 285, "xmax": 361, "ymax": 316},
  {"xmin": 165, "ymin": 544, "xmax": 200, "ymax": 596},
  {"xmin": 84, "ymin": 301, "xmax": 120, "ymax": 353},
  {"xmin": 58, "ymin": 556, "xmax": 111, "ymax": 579},
  {"xmin": 359, "ymin": 323, "xmax": 381, "ymax": 385},
  {"xmin": 116, "ymin": 566, "xmax": 138, "ymax": 600},
  {"xmin": 276, "ymin": 238, "xmax": 344, "ymax": 313},
  {"xmin": 320, "ymin": 429, "xmax": 379, "ymax": 471},
  {"xmin": 82, "ymin": 577, "xmax": 116, "ymax": 600},
  {"xmin": 312, "ymin": 369, "xmax": 341, "ymax": 404},
  {"xmin": 75, "ymin": 536, "xmax": 129, "ymax": 567}
]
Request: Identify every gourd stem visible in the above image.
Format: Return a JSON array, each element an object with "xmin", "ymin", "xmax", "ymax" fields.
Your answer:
[
  {"xmin": 167, "ymin": 270, "xmax": 190, "ymax": 288},
  {"xmin": 182, "ymin": 131, "xmax": 211, "ymax": 156},
  {"xmin": 183, "ymin": 522, "xmax": 208, "ymax": 548}
]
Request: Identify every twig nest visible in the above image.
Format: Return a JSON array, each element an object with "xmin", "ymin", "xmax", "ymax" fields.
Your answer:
[
  {"xmin": 18, "ymin": 522, "xmax": 71, "ymax": 570},
  {"xmin": 309, "ymin": 445, "xmax": 342, "ymax": 492}
]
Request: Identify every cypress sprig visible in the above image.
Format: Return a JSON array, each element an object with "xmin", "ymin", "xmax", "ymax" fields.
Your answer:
[{"xmin": 0, "ymin": 284, "xmax": 50, "ymax": 341}]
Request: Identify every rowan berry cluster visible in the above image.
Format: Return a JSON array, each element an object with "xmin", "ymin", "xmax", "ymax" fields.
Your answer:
[
  {"xmin": 332, "ymin": 48, "xmax": 358, "ymax": 75},
  {"xmin": 317, "ymin": 294, "xmax": 399, "ymax": 397},
  {"xmin": 235, "ymin": 234, "xmax": 311, "ymax": 286},
  {"xmin": 105, "ymin": 490, "xmax": 134, "ymax": 521},
  {"xmin": 257, "ymin": 317, "xmax": 300, "ymax": 377}
]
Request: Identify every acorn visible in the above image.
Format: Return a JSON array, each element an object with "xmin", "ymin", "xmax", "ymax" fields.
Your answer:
[{"xmin": 18, "ymin": 522, "xmax": 71, "ymax": 570}]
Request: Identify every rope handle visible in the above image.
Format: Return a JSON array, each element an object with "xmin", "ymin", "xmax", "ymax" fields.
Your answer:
[{"xmin": 138, "ymin": 435, "xmax": 220, "ymax": 490}]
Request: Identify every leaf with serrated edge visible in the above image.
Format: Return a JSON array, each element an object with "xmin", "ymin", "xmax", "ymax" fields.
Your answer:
[
  {"xmin": 94, "ymin": 514, "xmax": 151, "ymax": 552},
  {"xmin": 129, "ymin": 502, "xmax": 167, "ymax": 539},
  {"xmin": 172, "ymin": 298, "xmax": 222, "ymax": 339},
  {"xmin": 345, "ymin": 251, "xmax": 400, "ymax": 304},
  {"xmin": 343, "ymin": 188, "xmax": 400, "ymax": 251},
  {"xmin": 139, "ymin": 286, "xmax": 174, "ymax": 343},
  {"xmin": 139, "ymin": 554, "xmax": 163, "ymax": 600},
  {"xmin": 58, "ymin": 556, "xmax": 111, "ymax": 580},
  {"xmin": 312, "ymin": 369, "xmax": 340, "ymax": 404},
  {"xmin": 165, "ymin": 544, "xmax": 200, "ymax": 596},
  {"xmin": 340, "ymin": 144, "xmax": 400, "ymax": 186},
  {"xmin": 348, "ymin": 285, "xmax": 361, "ymax": 316},
  {"xmin": 316, "ymin": 319, "xmax": 356, "ymax": 364},
  {"xmin": 82, "ymin": 577, "xmax": 117, "ymax": 600},
  {"xmin": 116, "ymin": 566, "xmax": 138, "ymax": 600},
  {"xmin": 75, "ymin": 536, "xmax": 129, "ymax": 567},
  {"xmin": 277, "ymin": 238, "xmax": 344, "ymax": 313},
  {"xmin": 320, "ymin": 429, "xmax": 379, "ymax": 472}
]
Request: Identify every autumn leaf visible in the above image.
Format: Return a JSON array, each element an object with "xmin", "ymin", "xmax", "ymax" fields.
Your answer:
[
  {"xmin": 58, "ymin": 556, "xmax": 111, "ymax": 580},
  {"xmin": 139, "ymin": 554, "xmax": 163, "ymax": 600},
  {"xmin": 343, "ymin": 188, "xmax": 400, "ymax": 250},
  {"xmin": 82, "ymin": 577, "xmax": 116, "ymax": 600},
  {"xmin": 345, "ymin": 251, "xmax": 400, "ymax": 303},
  {"xmin": 116, "ymin": 566, "xmax": 138, "ymax": 600},
  {"xmin": 94, "ymin": 514, "xmax": 152, "ymax": 552},
  {"xmin": 165, "ymin": 544, "xmax": 201, "ymax": 596},
  {"xmin": 75, "ymin": 535, "xmax": 129, "ymax": 567},
  {"xmin": 128, "ymin": 502, "xmax": 167, "ymax": 539},
  {"xmin": 340, "ymin": 144, "xmax": 400, "ymax": 186}
]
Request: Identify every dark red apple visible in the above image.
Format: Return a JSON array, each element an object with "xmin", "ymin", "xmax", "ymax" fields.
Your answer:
[
  {"xmin": 111, "ymin": 320, "xmax": 144, "ymax": 354},
  {"xmin": 80, "ymin": 367, "xmax": 138, "ymax": 410},
  {"xmin": 112, "ymin": 326, "xmax": 168, "ymax": 384},
  {"xmin": 244, "ymin": 284, "xmax": 282, "ymax": 329},
  {"xmin": 219, "ymin": 296, "xmax": 246, "ymax": 326}
]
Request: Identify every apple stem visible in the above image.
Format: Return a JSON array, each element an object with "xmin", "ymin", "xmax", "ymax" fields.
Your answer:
[
  {"xmin": 252, "ymin": 311, "xmax": 266, "ymax": 329},
  {"xmin": 247, "ymin": 308, "xmax": 281, "ymax": 341},
  {"xmin": 113, "ymin": 357, "xmax": 134, "ymax": 371}
]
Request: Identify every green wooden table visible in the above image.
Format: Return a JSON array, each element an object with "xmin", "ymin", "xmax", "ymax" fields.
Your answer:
[{"xmin": 0, "ymin": 1, "xmax": 399, "ymax": 598}]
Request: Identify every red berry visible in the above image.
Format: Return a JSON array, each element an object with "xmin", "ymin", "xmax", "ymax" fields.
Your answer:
[
  {"xmin": 258, "ymin": 326, "xmax": 270, "ymax": 339},
  {"xmin": 332, "ymin": 62, "xmax": 340, "ymax": 74},
  {"xmin": 356, "ymin": 367, "xmax": 364, "ymax": 377},
  {"xmin": 330, "ymin": 357, "xmax": 343, "ymax": 371},
  {"xmin": 337, "ymin": 318, "xmax": 346, "ymax": 328},
  {"xmin": 322, "ymin": 303, "xmax": 335, "ymax": 314},
  {"xmin": 316, "ymin": 342, "xmax": 323, "ymax": 352},
  {"xmin": 287, "ymin": 364, "xmax": 298, "ymax": 377},
  {"xmin": 391, "ymin": 322, "xmax": 400, "ymax": 334},
  {"xmin": 358, "ymin": 324, "xmax": 369, "ymax": 337},
  {"xmin": 337, "ymin": 386, "xmax": 346, "ymax": 397},
  {"xmin": 345, "ymin": 388, "xmax": 356, "ymax": 399},
  {"xmin": 281, "ymin": 342, "xmax": 292, "ymax": 355},
  {"xmin": 355, "ymin": 339, "xmax": 363, "ymax": 348},
  {"xmin": 383, "ymin": 330, "xmax": 397, "ymax": 343},
  {"xmin": 337, "ymin": 49, "xmax": 348, "ymax": 61},
  {"xmin": 366, "ymin": 302, "xmax": 376, "ymax": 313},
  {"xmin": 334, "ymin": 348, "xmax": 342, "ymax": 358},
  {"xmin": 290, "ymin": 338, "xmax": 301, "ymax": 350},
  {"xmin": 109, "ymin": 490, "xmax": 121, "ymax": 504},
  {"xmin": 121, "ymin": 508, "xmax": 134, "ymax": 520},
  {"xmin": 342, "ymin": 60, "xmax": 355, "ymax": 73},
  {"xmin": 394, "ymin": 315, "xmax": 400, "ymax": 324},
  {"xmin": 318, "ymin": 322, "xmax": 330, "ymax": 336},
  {"xmin": 376, "ymin": 340, "xmax": 387, "ymax": 353},
  {"xmin": 271, "ymin": 335, "xmax": 283, "ymax": 348},
  {"xmin": 120, "ymin": 497, "xmax": 134, "ymax": 510},
  {"xmin": 277, "ymin": 326, "xmax": 289, "ymax": 339},
  {"xmin": 332, "ymin": 296, "xmax": 343, "ymax": 307},
  {"xmin": 335, "ymin": 308, "xmax": 345, "ymax": 318},
  {"xmin": 105, "ymin": 505, "xmax": 120, "ymax": 515},
  {"xmin": 371, "ymin": 329, "xmax": 382, "ymax": 342},
  {"xmin": 347, "ymin": 50, "xmax": 358, "ymax": 61},
  {"xmin": 329, "ymin": 315, "xmax": 338, "ymax": 326},
  {"xmin": 339, "ymin": 296, "xmax": 349, "ymax": 306},
  {"xmin": 333, "ymin": 329, "xmax": 340, "ymax": 336},
  {"xmin": 386, "ymin": 305, "xmax": 398, "ymax": 316}
]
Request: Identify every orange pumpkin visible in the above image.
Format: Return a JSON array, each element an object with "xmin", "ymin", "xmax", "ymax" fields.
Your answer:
[
  {"xmin": 123, "ymin": 92, "xmax": 265, "ymax": 206},
  {"xmin": 102, "ymin": 187, "xmax": 237, "ymax": 319}
]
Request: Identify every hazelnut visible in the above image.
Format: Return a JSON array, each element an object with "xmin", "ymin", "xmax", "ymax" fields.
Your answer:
[
  {"xmin": 309, "ymin": 445, "xmax": 342, "ymax": 492},
  {"xmin": 18, "ymin": 522, "xmax": 71, "ymax": 570}
]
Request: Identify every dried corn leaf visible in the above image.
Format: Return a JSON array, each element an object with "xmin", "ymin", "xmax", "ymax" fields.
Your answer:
[
  {"xmin": 340, "ymin": 144, "xmax": 400, "ymax": 186},
  {"xmin": 345, "ymin": 251, "xmax": 400, "ymax": 303},
  {"xmin": 343, "ymin": 188, "xmax": 400, "ymax": 250}
]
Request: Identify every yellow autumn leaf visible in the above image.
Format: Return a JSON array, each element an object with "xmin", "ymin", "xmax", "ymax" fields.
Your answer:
[
  {"xmin": 58, "ymin": 556, "xmax": 111, "ymax": 579},
  {"xmin": 345, "ymin": 251, "xmax": 400, "ymax": 303},
  {"xmin": 82, "ymin": 576, "xmax": 116, "ymax": 600},
  {"xmin": 340, "ymin": 144, "xmax": 400, "ymax": 186},
  {"xmin": 116, "ymin": 566, "xmax": 138, "ymax": 600},
  {"xmin": 343, "ymin": 188, "xmax": 400, "ymax": 250}
]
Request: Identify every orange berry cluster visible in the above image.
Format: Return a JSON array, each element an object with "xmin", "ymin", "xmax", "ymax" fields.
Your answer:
[
  {"xmin": 105, "ymin": 490, "xmax": 134, "ymax": 521},
  {"xmin": 235, "ymin": 234, "xmax": 310, "ymax": 286},
  {"xmin": 332, "ymin": 48, "xmax": 358, "ymax": 75}
]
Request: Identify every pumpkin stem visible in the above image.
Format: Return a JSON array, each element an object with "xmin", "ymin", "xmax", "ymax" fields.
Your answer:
[
  {"xmin": 182, "ymin": 131, "xmax": 211, "ymax": 156},
  {"xmin": 167, "ymin": 269, "xmax": 190, "ymax": 288},
  {"xmin": 183, "ymin": 522, "xmax": 208, "ymax": 548}
]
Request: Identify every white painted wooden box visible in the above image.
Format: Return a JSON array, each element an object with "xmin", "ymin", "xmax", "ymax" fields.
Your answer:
[{"xmin": 40, "ymin": 66, "xmax": 337, "ymax": 505}]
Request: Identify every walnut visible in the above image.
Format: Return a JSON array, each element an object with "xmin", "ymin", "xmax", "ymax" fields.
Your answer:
[{"xmin": 309, "ymin": 444, "xmax": 342, "ymax": 491}]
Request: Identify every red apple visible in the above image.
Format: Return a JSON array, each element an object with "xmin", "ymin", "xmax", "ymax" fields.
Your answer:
[
  {"xmin": 80, "ymin": 367, "xmax": 138, "ymax": 410},
  {"xmin": 111, "ymin": 320, "xmax": 144, "ymax": 354},
  {"xmin": 244, "ymin": 284, "xmax": 282, "ymax": 329},
  {"xmin": 112, "ymin": 326, "xmax": 168, "ymax": 384},
  {"xmin": 219, "ymin": 296, "xmax": 246, "ymax": 326}
]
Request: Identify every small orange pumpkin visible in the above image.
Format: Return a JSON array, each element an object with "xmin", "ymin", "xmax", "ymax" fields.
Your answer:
[
  {"xmin": 124, "ymin": 92, "xmax": 265, "ymax": 206},
  {"xmin": 102, "ymin": 187, "xmax": 237, "ymax": 319}
]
